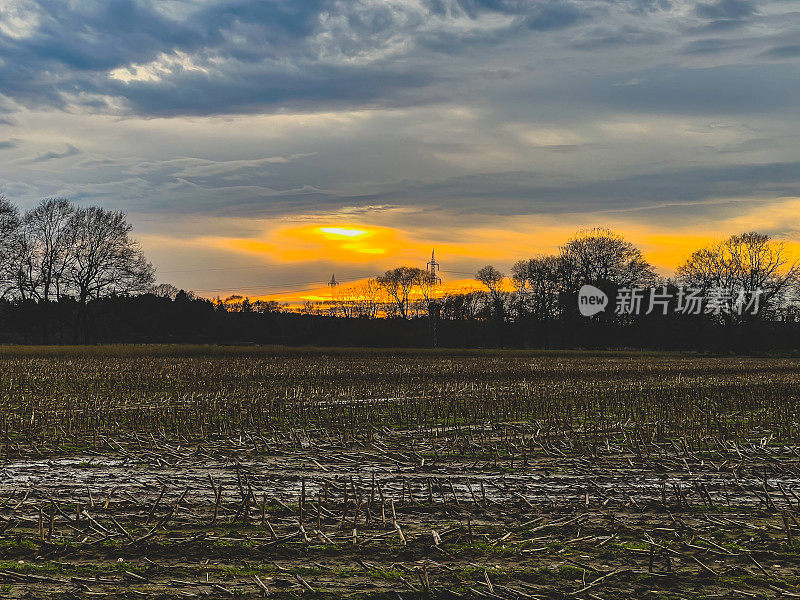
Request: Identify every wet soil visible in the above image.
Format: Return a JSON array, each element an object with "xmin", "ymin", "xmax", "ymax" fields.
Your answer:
[{"xmin": 0, "ymin": 430, "xmax": 798, "ymax": 599}]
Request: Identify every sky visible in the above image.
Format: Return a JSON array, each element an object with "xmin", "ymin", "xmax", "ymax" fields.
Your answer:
[{"xmin": 0, "ymin": 0, "xmax": 799, "ymax": 302}]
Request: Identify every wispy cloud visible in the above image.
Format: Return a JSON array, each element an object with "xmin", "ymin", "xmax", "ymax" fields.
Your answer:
[{"xmin": 24, "ymin": 144, "xmax": 80, "ymax": 164}]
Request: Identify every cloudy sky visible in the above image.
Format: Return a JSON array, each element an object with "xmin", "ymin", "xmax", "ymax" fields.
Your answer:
[{"xmin": 0, "ymin": 0, "xmax": 798, "ymax": 300}]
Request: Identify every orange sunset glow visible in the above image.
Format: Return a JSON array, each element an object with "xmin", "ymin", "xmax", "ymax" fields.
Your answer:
[{"xmin": 160, "ymin": 194, "xmax": 800, "ymax": 305}]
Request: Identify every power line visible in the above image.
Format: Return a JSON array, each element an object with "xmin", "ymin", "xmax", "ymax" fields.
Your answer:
[
  {"xmin": 160, "ymin": 259, "xmax": 321, "ymax": 274},
  {"xmin": 162, "ymin": 265, "xmax": 284, "ymax": 274},
  {"xmin": 192, "ymin": 274, "xmax": 373, "ymax": 295},
  {"xmin": 169, "ymin": 256, "xmax": 479, "ymax": 296},
  {"xmin": 188, "ymin": 271, "xmax": 478, "ymax": 295},
  {"xmin": 164, "ymin": 263, "xmax": 479, "ymax": 277},
  {"xmin": 220, "ymin": 283, "xmax": 327, "ymax": 298},
  {"xmin": 193, "ymin": 279, "xmax": 324, "ymax": 294}
]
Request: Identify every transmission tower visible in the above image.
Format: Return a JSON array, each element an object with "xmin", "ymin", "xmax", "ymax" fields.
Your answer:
[
  {"xmin": 425, "ymin": 250, "xmax": 442, "ymax": 349},
  {"xmin": 327, "ymin": 273, "xmax": 338, "ymax": 299},
  {"xmin": 426, "ymin": 249, "xmax": 441, "ymax": 285}
]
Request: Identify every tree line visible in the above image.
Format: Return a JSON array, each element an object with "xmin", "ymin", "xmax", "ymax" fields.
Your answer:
[
  {"xmin": 226, "ymin": 227, "xmax": 800, "ymax": 350},
  {"xmin": 302, "ymin": 228, "xmax": 799, "ymax": 325},
  {"xmin": 1, "ymin": 195, "xmax": 799, "ymax": 349},
  {"xmin": 0, "ymin": 196, "xmax": 153, "ymax": 342}
]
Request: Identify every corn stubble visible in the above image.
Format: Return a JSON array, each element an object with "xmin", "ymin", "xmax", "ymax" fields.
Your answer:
[{"xmin": 0, "ymin": 347, "xmax": 797, "ymax": 599}]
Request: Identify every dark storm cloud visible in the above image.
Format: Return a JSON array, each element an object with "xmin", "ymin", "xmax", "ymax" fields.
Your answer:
[
  {"xmin": 18, "ymin": 1, "xmax": 191, "ymax": 71},
  {"xmin": 0, "ymin": 0, "xmax": 676, "ymax": 117},
  {"xmin": 104, "ymin": 66, "xmax": 441, "ymax": 117},
  {"xmin": 0, "ymin": 0, "xmax": 327, "ymax": 109},
  {"xmin": 0, "ymin": 0, "xmax": 794, "ymax": 120},
  {"xmin": 0, "ymin": 0, "xmax": 792, "ymax": 122},
  {"xmin": 8, "ymin": 0, "xmax": 324, "ymax": 71}
]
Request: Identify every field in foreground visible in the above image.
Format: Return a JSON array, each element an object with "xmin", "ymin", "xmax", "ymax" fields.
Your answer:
[{"xmin": 0, "ymin": 346, "xmax": 799, "ymax": 599}]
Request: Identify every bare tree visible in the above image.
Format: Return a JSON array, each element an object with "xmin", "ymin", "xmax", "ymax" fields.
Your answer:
[
  {"xmin": 461, "ymin": 290, "xmax": 484, "ymax": 321},
  {"xmin": 333, "ymin": 282, "xmax": 368, "ymax": 318},
  {"xmin": 559, "ymin": 228, "xmax": 657, "ymax": 291},
  {"xmin": 300, "ymin": 300, "xmax": 320, "ymax": 315},
  {"xmin": 150, "ymin": 283, "xmax": 180, "ymax": 299},
  {"xmin": 19, "ymin": 198, "xmax": 75, "ymax": 300},
  {"xmin": 15, "ymin": 198, "xmax": 77, "ymax": 341},
  {"xmin": 343, "ymin": 278, "xmax": 381, "ymax": 319},
  {"xmin": 64, "ymin": 206, "xmax": 155, "ymax": 341},
  {"xmin": 476, "ymin": 265, "xmax": 506, "ymax": 320},
  {"xmin": 253, "ymin": 299, "xmax": 284, "ymax": 314},
  {"xmin": 377, "ymin": 266, "xmax": 425, "ymax": 319},
  {"xmin": 677, "ymin": 232, "xmax": 799, "ymax": 318},
  {"xmin": 440, "ymin": 289, "xmax": 484, "ymax": 321},
  {"xmin": 0, "ymin": 195, "xmax": 21, "ymax": 298},
  {"xmin": 356, "ymin": 278, "xmax": 381, "ymax": 319},
  {"xmin": 476, "ymin": 265, "xmax": 503, "ymax": 294},
  {"xmin": 19, "ymin": 199, "xmax": 71, "ymax": 334},
  {"xmin": 511, "ymin": 255, "xmax": 563, "ymax": 321}
]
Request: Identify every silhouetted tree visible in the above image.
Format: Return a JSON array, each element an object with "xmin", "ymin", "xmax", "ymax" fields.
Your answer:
[
  {"xmin": 150, "ymin": 283, "xmax": 180, "ymax": 299},
  {"xmin": 0, "ymin": 195, "xmax": 21, "ymax": 298},
  {"xmin": 476, "ymin": 265, "xmax": 506, "ymax": 319},
  {"xmin": 559, "ymin": 228, "xmax": 657, "ymax": 292},
  {"xmin": 510, "ymin": 255, "xmax": 564, "ymax": 347},
  {"xmin": 677, "ymin": 232, "xmax": 799, "ymax": 320},
  {"xmin": 377, "ymin": 266, "xmax": 425, "ymax": 319},
  {"xmin": 253, "ymin": 299, "xmax": 284, "ymax": 313},
  {"xmin": 64, "ymin": 206, "xmax": 155, "ymax": 341},
  {"xmin": 0, "ymin": 192, "xmax": 798, "ymax": 351},
  {"xmin": 17, "ymin": 198, "xmax": 75, "ymax": 341},
  {"xmin": 440, "ymin": 290, "xmax": 483, "ymax": 321},
  {"xmin": 352, "ymin": 278, "xmax": 380, "ymax": 318},
  {"xmin": 511, "ymin": 255, "xmax": 563, "ymax": 321}
]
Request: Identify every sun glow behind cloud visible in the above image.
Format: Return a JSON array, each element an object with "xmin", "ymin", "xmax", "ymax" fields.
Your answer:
[
  {"xmin": 202, "ymin": 223, "xmax": 445, "ymax": 264},
  {"xmin": 319, "ymin": 227, "xmax": 368, "ymax": 237}
]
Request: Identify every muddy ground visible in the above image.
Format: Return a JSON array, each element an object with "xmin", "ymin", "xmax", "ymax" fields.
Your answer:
[{"xmin": 0, "ymin": 428, "xmax": 798, "ymax": 599}]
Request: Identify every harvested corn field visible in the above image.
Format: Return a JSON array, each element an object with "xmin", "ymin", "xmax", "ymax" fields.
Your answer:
[{"xmin": 0, "ymin": 346, "xmax": 799, "ymax": 599}]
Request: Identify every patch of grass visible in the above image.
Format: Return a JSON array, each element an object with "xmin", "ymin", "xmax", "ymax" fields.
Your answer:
[
  {"xmin": 211, "ymin": 539, "xmax": 258, "ymax": 551},
  {"xmin": 0, "ymin": 537, "xmax": 38, "ymax": 554},
  {"xmin": 440, "ymin": 541, "xmax": 520, "ymax": 558}
]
